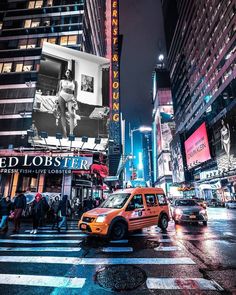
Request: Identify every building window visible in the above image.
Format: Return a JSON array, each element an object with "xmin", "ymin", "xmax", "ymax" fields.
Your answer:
[
  {"xmin": 0, "ymin": 63, "xmax": 12, "ymax": 73},
  {"xmin": 47, "ymin": 0, "xmax": 53, "ymax": 6},
  {"xmin": 60, "ymin": 35, "xmax": 77, "ymax": 45},
  {"xmin": 15, "ymin": 63, "xmax": 23, "ymax": 72},
  {"xmin": 24, "ymin": 19, "xmax": 40, "ymax": 28},
  {"xmin": 40, "ymin": 37, "xmax": 57, "ymax": 47},
  {"xmin": 23, "ymin": 61, "xmax": 34, "ymax": 72},
  {"xmin": 28, "ymin": 1, "xmax": 43, "ymax": 9},
  {"xmin": 18, "ymin": 39, "xmax": 37, "ymax": 49},
  {"xmin": 0, "ymin": 22, "xmax": 3, "ymax": 30}
]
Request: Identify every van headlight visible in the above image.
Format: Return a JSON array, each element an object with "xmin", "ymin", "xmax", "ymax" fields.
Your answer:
[
  {"xmin": 96, "ymin": 215, "xmax": 107, "ymax": 223},
  {"xmin": 175, "ymin": 208, "xmax": 183, "ymax": 215}
]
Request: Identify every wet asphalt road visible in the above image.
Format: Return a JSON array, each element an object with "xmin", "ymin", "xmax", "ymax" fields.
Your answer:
[{"xmin": 0, "ymin": 207, "xmax": 235, "ymax": 295}]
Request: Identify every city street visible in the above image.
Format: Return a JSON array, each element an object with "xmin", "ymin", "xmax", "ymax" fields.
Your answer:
[{"xmin": 0, "ymin": 207, "xmax": 235, "ymax": 294}]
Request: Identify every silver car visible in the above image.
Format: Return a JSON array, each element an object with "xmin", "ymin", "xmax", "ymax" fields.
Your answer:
[
  {"xmin": 225, "ymin": 200, "xmax": 236, "ymax": 209},
  {"xmin": 172, "ymin": 199, "xmax": 208, "ymax": 225}
]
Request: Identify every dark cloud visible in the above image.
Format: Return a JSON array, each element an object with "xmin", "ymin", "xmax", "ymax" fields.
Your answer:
[{"xmin": 120, "ymin": 0, "xmax": 166, "ymax": 127}]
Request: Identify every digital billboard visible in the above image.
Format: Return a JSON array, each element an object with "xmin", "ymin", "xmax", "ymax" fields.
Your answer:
[
  {"xmin": 158, "ymin": 152, "xmax": 172, "ymax": 178},
  {"xmin": 184, "ymin": 122, "xmax": 211, "ymax": 169},
  {"xmin": 212, "ymin": 106, "xmax": 236, "ymax": 172},
  {"xmin": 155, "ymin": 105, "xmax": 175, "ymax": 154},
  {"xmin": 31, "ymin": 43, "xmax": 110, "ymax": 150},
  {"xmin": 170, "ymin": 134, "xmax": 185, "ymax": 183}
]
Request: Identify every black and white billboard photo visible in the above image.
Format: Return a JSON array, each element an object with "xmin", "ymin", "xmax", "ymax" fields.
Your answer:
[{"xmin": 30, "ymin": 43, "xmax": 110, "ymax": 150}]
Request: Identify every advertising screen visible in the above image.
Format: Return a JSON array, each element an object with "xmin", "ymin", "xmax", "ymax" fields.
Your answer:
[
  {"xmin": 170, "ymin": 134, "xmax": 185, "ymax": 183},
  {"xmin": 158, "ymin": 152, "xmax": 172, "ymax": 178},
  {"xmin": 155, "ymin": 105, "xmax": 175, "ymax": 154},
  {"xmin": 184, "ymin": 122, "xmax": 211, "ymax": 169},
  {"xmin": 31, "ymin": 43, "xmax": 110, "ymax": 150},
  {"xmin": 212, "ymin": 107, "xmax": 236, "ymax": 172}
]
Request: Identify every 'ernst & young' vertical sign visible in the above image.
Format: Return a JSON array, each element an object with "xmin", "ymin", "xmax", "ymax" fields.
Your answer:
[{"xmin": 110, "ymin": 0, "xmax": 121, "ymax": 151}]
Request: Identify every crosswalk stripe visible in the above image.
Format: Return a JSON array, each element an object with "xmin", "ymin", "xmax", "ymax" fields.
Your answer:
[
  {"xmin": 0, "ymin": 239, "xmax": 82, "ymax": 244},
  {"xmin": 11, "ymin": 234, "xmax": 87, "ymax": 238},
  {"xmin": 102, "ymin": 247, "xmax": 133, "ymax": 253},
  {"xmin": 25, "ymin": 230, "xmax": 82, "ymax": 233},
  {"xmin": 110, "ymin": 240, "xmax": 129, "ymax": 244},
  {"xmin": 0, "ymin": 256, "xmax": 196, "ymax": 265},
  {"xmin": 0, "ymin": 274, "xmax": 85, "ymax": 288},
  {"xmin": 158, "ymin": 239, "xmax": 173, "ymax": 243},
  {"xmin": 146, "ymin": 278, "xmax": 224, "ymax": 291},
  {"xmin": 0, "ymin": 247, "xmax": 81, "ymax": 252},
  {"xmin": 154, "ymin": 246, "xmax": 181, "ymax": 251}
]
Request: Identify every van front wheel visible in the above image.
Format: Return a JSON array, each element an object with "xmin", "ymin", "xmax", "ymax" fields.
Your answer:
[
  {"xmin": 159, "ymin": 214, "xmax": 168, "ymax": 231},
  {"xmin": 110, "ymin": 222, "xmax": 127, "ymax": 240}
]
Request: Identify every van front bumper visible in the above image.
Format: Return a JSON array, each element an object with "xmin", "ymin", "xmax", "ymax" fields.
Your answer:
[{"xmin": 78, "ymin": 220, "xmax": 109, "ymax": 236}]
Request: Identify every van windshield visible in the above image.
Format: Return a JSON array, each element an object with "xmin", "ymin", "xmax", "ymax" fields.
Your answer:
[{"xmin": 100, "ymin": 193, "xmax": 130, "ymax": 209}]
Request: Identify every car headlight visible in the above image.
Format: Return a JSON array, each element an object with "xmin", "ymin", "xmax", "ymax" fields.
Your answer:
[
  {"xmin": 96, "ymin": 215, "xmax": 107, "ymax": 223},
  {"xmin": 175, "ymin": 208, "xmax": 183, "ymax": 215},
  {"xmin": 200, "ymin": 209, "xmax": 206, "ymax": 215}
]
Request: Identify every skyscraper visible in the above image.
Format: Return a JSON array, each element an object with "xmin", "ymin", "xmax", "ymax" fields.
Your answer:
[{"xmin": 163, "ymin": 0, "xmax": 236, "ymax": 199}]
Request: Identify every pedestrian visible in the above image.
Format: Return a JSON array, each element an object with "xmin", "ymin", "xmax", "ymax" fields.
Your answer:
[
  {"xmin": 57, "ymin": 195, "xmax": 71, "ymax": 232},
  {"xmin": 51, "ymin": 196, "xmax": 60, "ymax": 230},
  {"xmin": 13, "ymin": 190, "xmax": 26, "ymax": 233},
  {"xmin": 40, "ymin": 195, "xmax": 49, "ymax": 226},
  {"xmin": 0, "ymin": 196, "xmax": 12, "ymax": 233},
  {"xmin": 30, "ymin": 193, "xmax": 46, "ymax": 234}
]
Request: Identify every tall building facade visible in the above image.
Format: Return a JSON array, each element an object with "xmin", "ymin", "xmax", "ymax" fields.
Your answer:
[
  {"xmin": 163, "ymin": 0, "xmax": 236, "ymax": 201},
  {"xmin": 0, "ymin": 0, "xmax": 114, "ymax": 202},
  {"xmin": 152, "ymin": 68, "xmax": 175, "ymax": 196}
]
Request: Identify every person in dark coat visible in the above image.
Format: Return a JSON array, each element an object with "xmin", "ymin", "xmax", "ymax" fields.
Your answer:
[
  {"xmin": 51, "ymin": 196, "xmax": 60, "ymax": 229},
  {"xmin": 0, "ymin": 196, "xmax": 12, "ymax": 233},
  {"xmin": 57, "ymin": 195, "xmax": 71, "ymax": 232},
  {"xmin": 13, "ymin": 191, "xmax": 26, "ymax": 233},
  {"xmin": 30, "ymin": 193, "xmax": 48, "ymax": 234}
]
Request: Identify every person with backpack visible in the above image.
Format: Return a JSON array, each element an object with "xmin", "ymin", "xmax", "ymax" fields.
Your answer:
[
  {"xmin": 57, "ymin": 195, "xmax": 71, "ymax": 232},
  {"xmin": 13, "ymin": 190, "xmax": 26, "ymax": 233}
]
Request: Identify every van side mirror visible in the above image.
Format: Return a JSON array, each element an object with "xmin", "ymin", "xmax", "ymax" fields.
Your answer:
[{"xmin": 126, "ymin": 203, "xmax": 135, "ymax": 211}]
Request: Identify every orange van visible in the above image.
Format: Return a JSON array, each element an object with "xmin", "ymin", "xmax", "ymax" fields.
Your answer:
[{"xmin": 78, "ymin": 187, "xmax": 170, "ymax": 239}]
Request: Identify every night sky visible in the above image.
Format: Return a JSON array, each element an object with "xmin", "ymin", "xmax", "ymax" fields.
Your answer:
[{"xmin": 119, "ymin": 0, "xmax": 166, "ymax": 129}]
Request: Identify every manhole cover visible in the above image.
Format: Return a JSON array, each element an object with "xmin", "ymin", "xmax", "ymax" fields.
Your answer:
[{"xmin": 95, "ymin": 265, "xmax": 147, "ymax": 291}]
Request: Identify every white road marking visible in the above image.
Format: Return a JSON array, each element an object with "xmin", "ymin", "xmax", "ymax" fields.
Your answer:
[
  {"xmin": 11, "ymin": 234, "xmax": 87, "ymax": 238},
  {"xmin": 0, "ymin": 274, "xmax": 85, "ymax": 288},
  {"xmin": 0, "ymin": 247, "xmax": 81, "ymax": 252},
  {"xmin": 102, "ymin": 247, "xmax": 133, "ymax": 253},
  {"xmin": 0, "ymin": 256, "xmax": 195, "ymax": 265},
  {"xmin": 110, "ymin": 240, "xmax": 129, "ymax": 244},
  {"xmin": 158, "ymin": 239, "xmax": 173, "ymax": 243},
  {"xmin": 25, "ymin": 230, "xmax": 82, "ymax": 233},
  {"xmin": 154, "ymin": 246, "xmax": 181, "ymax": 251},
  {"xmin": 146, "ymin": 278, "xmax": 223, "ymax": 291},
  {"xmin": 0, "ymin": 239, "xmax": 82, "ymax": 244}
]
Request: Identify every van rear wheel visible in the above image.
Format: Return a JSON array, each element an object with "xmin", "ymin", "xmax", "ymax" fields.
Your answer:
[
  {"xmin": 110, "ymin": 222, "xmax": 127, "ymax": 240},
  {"xmin": 159, "ymin": 214, "xmax": 168, "ymax": 230}
]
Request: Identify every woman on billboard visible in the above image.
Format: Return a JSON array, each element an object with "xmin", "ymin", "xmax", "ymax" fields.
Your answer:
[
  {"xmin": 56, "ymin": 69, "xmax": 80, "ymax": 138},
  {"xmin": 221, "ymin": 119, "xmax": 231, "ymax": 166}
]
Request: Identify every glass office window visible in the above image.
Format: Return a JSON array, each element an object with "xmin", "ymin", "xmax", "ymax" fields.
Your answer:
[
  {"xmin": 15, "ymin": 63, "xmax": 23, "ymax": 72},
  {"xmin": 2, "ymin": 63, "xmax": 12, "ymax": 73},
  {"xmin": 24, "ymin": 20, "xmax": 31, "ymax": 28},
  {"xmin": 68, "ymin": 35, "xmax": 77, "ymax": 45},
  {"xmin": 28, "ymin": 1, "xmax": 43, "ymax": 9},
  {"xmin": 60, "ymin": 36, "xmax": 68, "ymax": 45},
  {"xmin": 19, "ymin": 39, "xmax": 27, "ymax": 49},
  {"xmin": 31, "ymin": 19, "xmax": 40, "ymax": 27},
  {"xmin": 23, "ymin": 61, "xmax": 33, "ymax": 72},
  {"xmin": 28, "ymin": 39, "xmax": 37, "ymax": 48},
  {"xmin": 0, "ymin": 63, "xmax": 3, "ymax": 73},
  {"xmin": 47, "ymin": 0, "xmax": 53, "ymax": 6},
  {"xmin": 47, "ymin": 37, "xmax": 56, "ymax": 44}
]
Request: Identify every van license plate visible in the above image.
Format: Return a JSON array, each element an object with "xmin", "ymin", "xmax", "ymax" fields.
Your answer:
[
  {"xmin": 81, "ymin": 224, "xmax": 87, "ymax": 229},
  {"xmin": 189, "ymin": 215, "xmax": 196, "ymax": 219}
]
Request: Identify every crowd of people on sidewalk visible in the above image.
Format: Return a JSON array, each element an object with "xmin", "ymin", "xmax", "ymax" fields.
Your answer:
[{"xmin": 0, "ymin": 191, "xmax": 103, "ymax": 234}]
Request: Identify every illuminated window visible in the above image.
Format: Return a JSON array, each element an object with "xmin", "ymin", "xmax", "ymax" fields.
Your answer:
[
  {"xmin": 28, "ymin": 39, "xmax": 37, "ymax": 48},
  {"xmin": 60, "ymin": 36, "xmax": 68, "ymax": 45},
  {"xmin": 0, "ymin": 22, "xmax": 3, "ymax": 30},
  {"xmin": 60, "ymin": 35, "xmax": 77, "ymax": 45},
  {"xmin": 15, "ymin": 63, "xmax": 23, "ymax": 72},
  {"xmin": 68, "ymin": 35, "xmax": 77, "ymax": 45},
  {"xmin": 47, "ymin": 37, "xmax": 56, "ymax": 44},
  {"xmin": 31, "ymin": 19, "xmax": 40, "ymax": 27},
  {"xmin": 40, "ymin": 38, "xmax": 48, "ymax": 47},
  {"xmin": 23, "ymin": 61, "xmax": 33, "ymax": 72},
  {"xmin": 47, "ymin": 0, "xmax": 53, "ymax": 6},
  {"xmin": 0, "ymin": 63, "xmax": 3, "ymax": 73},
  {"xmin": 2, "ymin": 63, "xmax": 12, "ymax": 73},
  {"xmin": 18, "ymin": 39, "xmax": 27, "ymax": 49},
  {"xmin": 28, "ymin": 1, "xmax": 43, "ymax": 8},
  {"xmin": 24, "ymin": 19, "xmax": 32, "ymax": 28}
]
